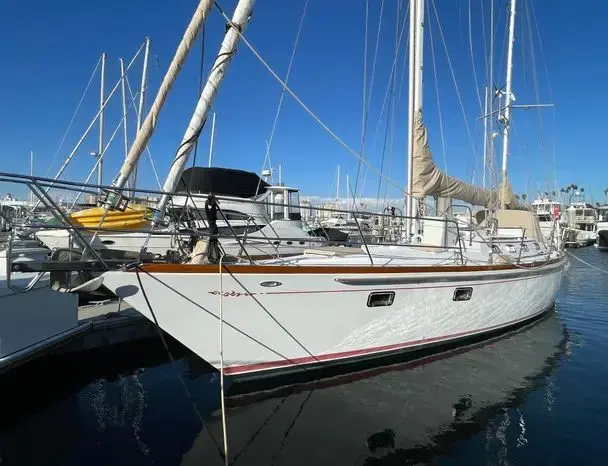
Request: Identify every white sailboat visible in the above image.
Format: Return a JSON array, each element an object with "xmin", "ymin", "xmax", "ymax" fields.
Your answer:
[{"xmin": 96, "ymin": 0, "xmax": 566, "ymax": 385}]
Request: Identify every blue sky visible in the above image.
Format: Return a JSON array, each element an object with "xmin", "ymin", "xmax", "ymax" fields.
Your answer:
[{"xmin": 0, "ymin": 0, "xmax": 606, "ymax": 203}]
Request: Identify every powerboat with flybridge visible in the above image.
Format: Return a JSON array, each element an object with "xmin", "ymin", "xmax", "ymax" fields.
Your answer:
[
  {"xmin": 563, "ymin": 202, "xmax": 597, "ymax": 248},
  {"xmin": 35, "ymin": 167, "xmax": 326, "ymax": 260}
]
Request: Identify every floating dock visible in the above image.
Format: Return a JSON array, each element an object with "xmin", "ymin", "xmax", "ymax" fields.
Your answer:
[{"xmin": 0, "ymin": 299, "xmax": 158, "ymax": 374}]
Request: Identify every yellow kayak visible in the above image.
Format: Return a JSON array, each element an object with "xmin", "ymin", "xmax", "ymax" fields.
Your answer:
[{"xmin": 70, "ymin": 204, "xmax": 151, "ymax": 230}]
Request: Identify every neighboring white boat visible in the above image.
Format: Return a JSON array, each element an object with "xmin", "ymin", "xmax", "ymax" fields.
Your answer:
[
  {"xmin": 36, "ymin": 167, "xmax": 325, "ymax": 259},
  {"xmin": 595, "ymin": 205, "xmax": 608, "ymax": 250},
  {"xmin": 563, "ymin": 203, "xmax": 596, "ymax": 248}
]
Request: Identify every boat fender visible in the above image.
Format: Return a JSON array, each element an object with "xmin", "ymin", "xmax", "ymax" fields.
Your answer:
[{"xmin": 189, "ymin": 238, "xmax": 210, "ymax": 264}]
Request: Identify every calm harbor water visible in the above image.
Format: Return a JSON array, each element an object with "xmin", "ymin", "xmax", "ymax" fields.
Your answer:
[{"xmin": 1, "ymin": 247, "xmax": 607, "ymax": 465}]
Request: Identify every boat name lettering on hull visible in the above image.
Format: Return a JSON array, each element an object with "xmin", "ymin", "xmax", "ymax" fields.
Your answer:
[{"xmin": 208, "ymin": 290, "xmax": 257, "ymax": 297}]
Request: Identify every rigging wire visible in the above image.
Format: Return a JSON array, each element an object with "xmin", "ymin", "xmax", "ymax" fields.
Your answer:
[
  {"xmin": 375, "ymin": 0, "xmax": 400, "ymax": 209},
  {"xmin": 125, "ymin": 76, "xmax": 163, "ymax": 189},
  {"xmin": 269, "ymin": 390, "xmax": 314, "ymax": 466},
  {"xmin": 479, "ymin": 0, "xmax": 489, "ymax": 91},
  {"xmin": 374, "ymin": 69, "xmax": 395, "ymax": 208},
  {"xmin": 192, "ymin": 24, "xmax": 207, "ymax": 168},
  {"xmin": 368, "ymin": 2, "xmax": 409, "ymax": 159},
  {"xmin": 382, "ymin": 0, "xmax": 407, "ymax": 213},
  {"xmin": 213, "ymin": 2, "xmax": 410, "ymax": 198},
  {"xmin": 522, "ymin": 0, "xmax": 552, "ymax": 184},
  {"xmin": 429, "ymin": 0, "xmax": 479, "ymax": 175},
  {"xmin": 255, "ymin": 0, "xmax": 309, "ymax": 196},
  {"xmin": 134, "ymin": 264, "xmax": 321, "ymax": 372},
  {"xmin": 468, "ymin": 0, "xmax": 484, "ymax": 113},
  {"xmin": 133, "ymin": 265, "xmax": 227, "ymax": 463},
  {"xmin": 528, "ymin": 0, "xmax": 559, "ymax": 192},
  {"xmin": 565, "ymin": 250, "xmax": 608, "ymax": 275},
  {"xmin": 68, "ymin": 88, "xmax": 141, "ymax": 211},
  {"xmin": 229, "ymin": 394, "xmax": 293, "ymax": 465},
  {"xmin": 355, "ymin": 0, "xmax": 369, "ymax": 200},
  {"xmin": 45, "ymin": 57, "xmax": 102, "ymax": 177},
  {"xmin": 426, "ymin": 0, "xmax": 449, "ymax": 186},
  {"xmin": 357, "ymin": 0, "xmax": 385, "ymax": 199}
]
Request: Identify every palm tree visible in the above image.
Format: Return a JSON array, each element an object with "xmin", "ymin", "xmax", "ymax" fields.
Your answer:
[
  {"xmin": 522, "ymin": 193, "xmax": 528, "ymax": 202},
  {"xmin": 603, "ymin": 187, "xmax": 608, "ymax": 204}
]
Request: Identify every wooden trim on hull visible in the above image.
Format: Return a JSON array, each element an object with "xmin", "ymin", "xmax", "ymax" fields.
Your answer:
[
  {"xmin": 136, "ymin": 257, "xmax": 563, "ymax": 275},
  {"xmin": 227, "ymin": 305, "xmax": 555, "ymax": 393}
]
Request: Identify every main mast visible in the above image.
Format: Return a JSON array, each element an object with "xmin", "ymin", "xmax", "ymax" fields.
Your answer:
[
  {"xmin": 406, "ymin": 0, "xmax": 424, "ymax": 239},
  {"xmin": 500, "ymin": 0, "xmax": 517, "ymax": 208}
]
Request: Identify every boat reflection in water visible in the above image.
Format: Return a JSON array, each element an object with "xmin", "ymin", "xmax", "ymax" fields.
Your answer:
[
  {"xmin": 182, "ymin": 312, "xmax": 569, "ymax": 466},
  {"xmin": 0, "ymin": 311, "xmax": 568, "ymax": 465}
]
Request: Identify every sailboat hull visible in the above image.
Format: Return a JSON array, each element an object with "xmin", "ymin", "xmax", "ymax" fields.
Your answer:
[{"xmin": 101, "ymin": 257, "xmax": 565, "ymax": 383}]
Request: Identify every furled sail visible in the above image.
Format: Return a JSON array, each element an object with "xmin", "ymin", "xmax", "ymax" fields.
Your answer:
[{"xmin": 412, "ymin": 111, "xmax": 517, "ymax": 208}]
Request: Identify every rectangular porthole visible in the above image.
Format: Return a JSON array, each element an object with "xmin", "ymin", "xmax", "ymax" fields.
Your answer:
[
  {"xmin": 367, "ymin": 291, "xmax": 395, "ymax": 307},
  {"xmin": 453, "ymin": 287, "xmax": 473, "ymax": 301}
]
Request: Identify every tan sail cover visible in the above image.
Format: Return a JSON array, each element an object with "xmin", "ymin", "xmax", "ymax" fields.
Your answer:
[{"xmin": 412, "ymin": 111, "xmax": 517, "ymax": 208}]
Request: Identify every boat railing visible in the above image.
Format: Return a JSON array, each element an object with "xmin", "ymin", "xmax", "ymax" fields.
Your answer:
[{"xmin": 0, "ymin": 171, "xmax": 469, "ymax": 271}]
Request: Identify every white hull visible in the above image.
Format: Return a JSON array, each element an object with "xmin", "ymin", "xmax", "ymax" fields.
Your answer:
[
  {"xmin": 565, "ymin": 231, "xmax": 596, "ymax": 248},
  {"xmin": 102, "ymin": 256, "xmax": 565, "ymax": 382}
]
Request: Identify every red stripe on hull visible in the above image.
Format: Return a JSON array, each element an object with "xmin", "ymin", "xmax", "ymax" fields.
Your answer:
[{"xmin": 223, "ymin": 308, "xmax": 549, "ymax": 375}]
